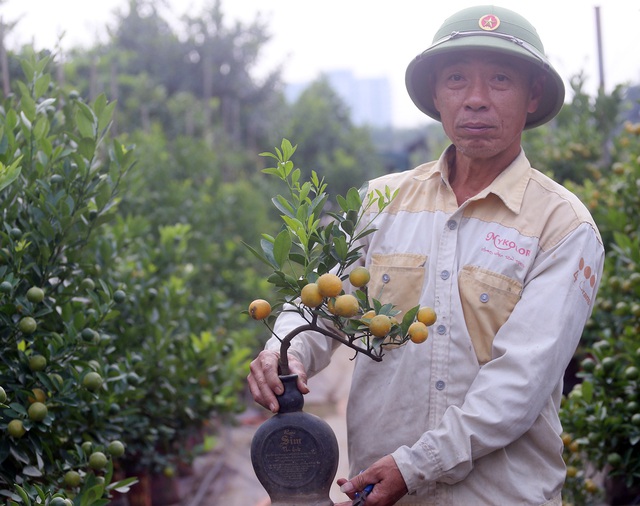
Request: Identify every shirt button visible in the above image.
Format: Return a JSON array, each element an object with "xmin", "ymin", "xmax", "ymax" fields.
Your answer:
[
  {"xmin": 437, "ymin": 325, "xmax": 446, "ymax": 335},
  {"xmin": 382, "ymin": 273, "xmax": 390, "ymax": 284},
  {"xmin": 440, "ymin": 270, "xmax": 450, "ymax": 280},
  {"xmin": 447, "ymin": 220, "xmax": 457, "ymax": 230},
  {"xmin": 480, "ymin": 293, "xmax": 490, "ymax": 303},
  {"xmin": 435, "ymin": 380, "xmax": 446, "ymax": 390}
]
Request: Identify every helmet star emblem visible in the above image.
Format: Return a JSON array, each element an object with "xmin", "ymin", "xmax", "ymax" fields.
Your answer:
[{"xmin": 479, "ymin": 14, "xmax": 500, "ymax": 31}]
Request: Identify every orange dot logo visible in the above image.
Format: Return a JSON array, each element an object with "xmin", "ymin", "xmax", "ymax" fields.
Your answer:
[
  {"xmin": 479, "ymin": 14, "xmax": 500, "ymax": 31},
  {"xmin": 576, "ymin": 257, "xmax": 597, "ymax": 288}
]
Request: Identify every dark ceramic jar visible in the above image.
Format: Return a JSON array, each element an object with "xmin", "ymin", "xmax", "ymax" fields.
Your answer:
[{"xmin": 251, "ymin": 374, "xmax": 339, "ymax": 506}]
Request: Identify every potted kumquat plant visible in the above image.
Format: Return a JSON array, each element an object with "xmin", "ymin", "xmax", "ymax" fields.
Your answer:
[{"xmin": 245, "ymin": 139, "xmax": 437, "ymax": 506}]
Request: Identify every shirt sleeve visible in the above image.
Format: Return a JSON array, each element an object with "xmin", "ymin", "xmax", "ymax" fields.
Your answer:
[{"xmin": 392, "ymin": 222, "xmax": 604, "ymax": 491}]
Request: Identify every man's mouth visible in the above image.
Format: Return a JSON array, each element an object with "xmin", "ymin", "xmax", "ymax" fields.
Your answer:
[{"xmin": 458, "ymin": 122, "xmax": 495, "ymax": 134}]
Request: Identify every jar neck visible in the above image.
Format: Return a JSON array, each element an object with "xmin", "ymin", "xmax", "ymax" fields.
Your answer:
[{"xmin": 277, "ymin": 374, "xmax": 304, "ymax": 413}]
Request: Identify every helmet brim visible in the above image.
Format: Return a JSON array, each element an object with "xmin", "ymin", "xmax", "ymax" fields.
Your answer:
[{"xmin": 405, "ymin": 34, "xmax": 565, "ymax": 129}]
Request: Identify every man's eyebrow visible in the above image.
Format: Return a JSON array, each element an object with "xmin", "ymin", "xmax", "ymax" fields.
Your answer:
[{"xmin": 438, "ymin": 57, "xmax": 523, "ymax": 72}]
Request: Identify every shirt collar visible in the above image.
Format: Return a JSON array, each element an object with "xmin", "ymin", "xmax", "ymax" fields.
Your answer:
[{"xmin": 413, "ymin": 145, "xmax": 531, "ymax": 214}]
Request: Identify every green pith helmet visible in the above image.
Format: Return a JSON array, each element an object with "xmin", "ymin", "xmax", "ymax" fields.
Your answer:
[{"xmin": 405, "ymin": 5, "xmax": 565, "ymax": 129}]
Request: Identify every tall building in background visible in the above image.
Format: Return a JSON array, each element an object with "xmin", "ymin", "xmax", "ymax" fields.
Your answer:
[{"xmin": 285, "ymin": 69, "xmax": 393, "ymax": 128}]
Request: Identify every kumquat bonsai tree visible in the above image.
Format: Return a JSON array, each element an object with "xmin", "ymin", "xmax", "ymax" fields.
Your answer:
[{"xmin": 246, "ymin": 139, "xmax": 438, "ymax": 375}]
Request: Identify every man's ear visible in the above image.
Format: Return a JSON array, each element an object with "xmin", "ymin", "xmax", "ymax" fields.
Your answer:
[
  {"xmin": 432, "ymin": 75, "xmax": 441, "ymax": 113},
  {"xmin": 527, "ymin": 74, "xmax": 545, "ymax": 114}
]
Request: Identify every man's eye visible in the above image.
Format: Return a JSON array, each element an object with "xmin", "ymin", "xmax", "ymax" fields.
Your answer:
[
  {"xmin": 449, "ymin": 74, "xmax": 463, "ymax": 82},
  {"xmin": 495, "ymin": 74, "xmax": 509, "ymax": 82}
]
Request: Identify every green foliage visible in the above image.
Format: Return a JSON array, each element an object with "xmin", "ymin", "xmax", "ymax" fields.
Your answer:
[
  {"xmin": 523, "ymin": 72, "xmax": 623, "ymax": 184},
  {"xmin": 83, "ymin": 126, "xmax": 271, "ymax": 475},
  {"xmin": 0, "ymin": 53, "xmax": 137, "ymax": 502},
  {"xmin": 92, "ymin": 214, "xmax": 256, "ymax": 474},
  {"xmin": 560, "ymin": 114, "xmax": 640, "ymax": 503},
  {"xmin": 0, "ymin": 48, "xmax": 269, "ymax": 503}
]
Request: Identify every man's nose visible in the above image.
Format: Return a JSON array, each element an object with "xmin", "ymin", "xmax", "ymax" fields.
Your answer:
[{"xmin": 463, "ymin": 79, "xmax": 490, "ymax": 111}]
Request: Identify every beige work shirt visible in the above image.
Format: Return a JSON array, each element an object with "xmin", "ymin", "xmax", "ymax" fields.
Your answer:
[{"xmin": 266, "ymin": 147, "xmax": 604, "ymax": 505}]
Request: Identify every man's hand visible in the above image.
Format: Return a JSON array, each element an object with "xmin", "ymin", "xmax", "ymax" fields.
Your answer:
[
  {"xmin": 247, "ymin": 350, "xmax": 309, "ymax": 413},
  {"xmin": 335, "ymin": 455, "xmax": 408, "ymax": 506}
]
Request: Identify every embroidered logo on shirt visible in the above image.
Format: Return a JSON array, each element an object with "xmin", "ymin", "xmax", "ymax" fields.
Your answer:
[
  {"xmin": 485, "ymin": 232, "xmax": 532, "ymax": 256},
  {"xmin": 481, "ymin": 232, "xmax": 532, "ymax": 269},
  {"xmin": 573, "ymin": 257, "xmax": 597, "ymax": 306},
  {"xmin": 481, "ymin": 232, "xmax": 531, "ymax": 267}
]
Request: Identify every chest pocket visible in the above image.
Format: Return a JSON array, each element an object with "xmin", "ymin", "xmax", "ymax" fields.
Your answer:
[
  {"xmin": 458, "ymin": 265, "xmax": 522, "ymax": 365},
  {"xmin": 368, "ymin": 253, "xmax": 428, "ymax": 318}
]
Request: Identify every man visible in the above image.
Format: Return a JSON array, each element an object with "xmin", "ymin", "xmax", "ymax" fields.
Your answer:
[{"xmin": 248, "ymin": 5, "xmax": 604, "ymax": 505}]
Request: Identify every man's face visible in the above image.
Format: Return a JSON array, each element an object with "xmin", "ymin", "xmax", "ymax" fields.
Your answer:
[{"xmin": 432, "ymin": 51, "xmax": 543, "ymax": 162}]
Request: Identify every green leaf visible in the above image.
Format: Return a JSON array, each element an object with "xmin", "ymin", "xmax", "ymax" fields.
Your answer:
[
  {"xmin": 401, "ymin": 306, "xmax": 420, "ymax": 335},
  {"xmin": 35, "ymin": 97, "xmax": 55, "ymax": 115},
  {"xmin": 311, "ymin": 170, "xmax": 320, "ymax": 187},
  {"xmin": 358, "ymin": 182, "xmax": 370, "ymax": 202},
  {"xmin": 282, "ymin": 215, "xmax": 305, "ymax": 238},
  {"xmin": 79, "ymin": 484, "xmax": 103, "ymax": 506},
  {"xmin": 19, "ymin": 58, "xmax": 35, "ymax": 82},
  {"xmin": 92, "ymin": 93, "xmax": 107, "ymax": 116},
  {"xmin": 296, "ymin": 202, "xmax": 309, "ymax": 224},
  {"xmin": 272, "ymin": 195, "xmax": 295, "ymax": 218},
  {"xmin": 33, "ymin": 116, "xmax": 49, "ymax": 140},
  {"xmin": 108, "ymin": 476, "xmax": 139, "ymax": 492},
  {"xmin": 310, "ymin": 193, "xmax": 328, "ymax": 219},
  {"xmin": 0, "ymin": 157, "xmax": 23, "ymax": 193},
  {"xmin": 77, "ymin": 137, "xmax": 97, "ymax": 159},
  {"xmin": 13, "ymin": 485, "xmax": 30, "ymax": 505},
  {"xmin": 273, "ymin": 230, "xmax": 292, "ymax": 268},
  {"xmin": 340, "ymin": 220, "xmax": 354, "ymax": 235},
  {"xmin": 73, "ymin": 310, "xmax": 86, "ymax": 330},
  {"xmin": 352, "ymin": 227, "xmax": 377, "ymax": 242},
  {"xmin": 22, "ymin": 465, "xmax": 42, "ymax": 477},
  {"xmin": 10, "ymin": 402, "xmax": 27, "ymax": 416},
  {"xmin": 290, "ymin": 166, "xmax": 300, "ymax": 185},
  {"xmin": 0, "ymin": 131, "xmax": 7, "ymax": 155},
  {"xmin": 336, "ymin": 194, "xmax": 349, "ymax": 213},
  {"xmin": 97, "ymin": 98, "xmax": 117, "ymax": 133},
  {"xmin": 280, "ymin": 138, "xmax": 296, "ymax": 160},
  {"xmin": 75, "ymin": 102, "xmax": 98, "ymax": 139},
  {"xmin": 371, "ymin": 337, "xmax": 385, "ymax": 351},
  {"xmin": 17, "ymin": 83, "xmax": 36, "ymax": 121},
  {"xmin": 289, "ymin": 252, "xmax": 307, "ymax": 266},
  {"xmin": 299, "ymin": 181, "xmax": 311, "ymax": 204},
  {"xmin": 260, "ymin": 237, "xmax": 277, "ymax": 267},
  {"xmin": 345, "ymin": 187, "xmax": 362, "ymax": 211},
  {"xmin": 34, "ymin": 73, "xmax": 50, "ymax": 99},
  {"xmin": 378, "ymin": 303, "xmax": 396, "ymax": 316},
  {"xmin": 613, "ymin": 231, "xmax": 633, "ymax": 252},
  {"xmin": 19, "ymin": 111, "xmax": 32, "ymax": 131},
  {"xmin": 581, "ymin": 379, "xmax": 593, "ymax": 403},
  {"xmin": 334, "ymin": 236, "xmax": 348, "ymax": 261},
  {"xmin": 5, "ymin": 108, "xmax": 18, "ymax": 131},
  {"xmin": 96, "ymin": 181, "xmax": 112, "ymax": 209}
]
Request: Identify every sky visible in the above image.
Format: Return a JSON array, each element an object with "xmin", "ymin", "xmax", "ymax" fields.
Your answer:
[{"xmin": 3, "ymin": 0, "xmax": 640, "ymax": 127}]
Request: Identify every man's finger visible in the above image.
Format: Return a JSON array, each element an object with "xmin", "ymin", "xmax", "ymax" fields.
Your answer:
[
  {"xmin": 339, "ymin": 471, "xmax": 368, "ymax": 495},
  {"xmin": 248, "ymin": 351, "xmax": 282, "ymax": 412}
]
